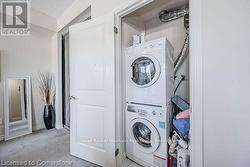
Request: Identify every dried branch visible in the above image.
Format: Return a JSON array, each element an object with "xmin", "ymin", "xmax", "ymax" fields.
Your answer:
[{"xmin": 37, "ymin": 72, "xmax": 55, "ymax": 105}]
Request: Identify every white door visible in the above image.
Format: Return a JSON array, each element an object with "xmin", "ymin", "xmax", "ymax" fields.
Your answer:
[{"xmin": 69, "ymin": 13, "xmax": 116, "ymax": 167}]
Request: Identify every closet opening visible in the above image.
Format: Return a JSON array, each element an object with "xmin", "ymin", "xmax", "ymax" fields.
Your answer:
[
  {"xmin": 118, "ymin": 0, "xmax": 190, "ymax": 166},
  {"xmin": 62, "ymin": 32, "xmax": 70, "ymax": 129}
]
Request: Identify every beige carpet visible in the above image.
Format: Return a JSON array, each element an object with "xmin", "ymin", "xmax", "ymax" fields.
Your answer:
[{"xmin": 0, "ymin": 128, "xmax": 99, "ymax": 167}]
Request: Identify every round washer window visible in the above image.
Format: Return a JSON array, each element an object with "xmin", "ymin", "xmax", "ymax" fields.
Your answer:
[
  {"xmin": 132, "ymin": 122, "xmax": 152, "ymax": 148},
  {"xmin": 130, "ymin": 118, "xmax": 161, "ymax": 153},
  {"xmin": 131, "ymin": 57, "xmax": 156, "ymax": 86}
]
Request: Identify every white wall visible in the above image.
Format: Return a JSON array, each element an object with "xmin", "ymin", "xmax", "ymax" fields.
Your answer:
[
  {"xmin": 51, "ymin": 33, "xmax": 62, "ymax": 129},
  {"xmin": 91, "ymin": 0, "xmax": 128, "ymax": 18},
  {"xmin": 30, "ymin": 8, "xmax": 57, "ymax": 32},
  {"xmin": 122, "ymin": 17, "xmax": 145, "ymax": 48},
  {"xmin": 0, "ymin": 25, "xmax": 56, "ymax": 137},
  {"xmin": 202, "ymin": 0, "xmax": 250, "ymax": 166},
  {"xmin": 57, "ymin": 0, "xmax": 91, "ymax": 31},
  {"xmin": 57, "ymin": 0, "xmax": 128, "ymax": 30}
]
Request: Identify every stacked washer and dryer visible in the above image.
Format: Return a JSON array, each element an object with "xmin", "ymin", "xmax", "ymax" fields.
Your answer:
[{"xmin": 125, "ymin": 37, "xmax": 174, "ymax": 167}]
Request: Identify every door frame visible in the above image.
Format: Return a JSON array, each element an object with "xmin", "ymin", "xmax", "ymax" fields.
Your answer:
[
  {"xmin": 113, "ymin": 1, "xmax": 154, "ymax": 166},
  {"xmin": 113, "ymin": 0, "xmax": 204, "ymax": 166}
]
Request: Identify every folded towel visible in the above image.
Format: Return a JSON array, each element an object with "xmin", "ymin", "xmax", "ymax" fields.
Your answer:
[{"xmin": 176, "ymin": 109, "xmax": 190, "ymax": 119}]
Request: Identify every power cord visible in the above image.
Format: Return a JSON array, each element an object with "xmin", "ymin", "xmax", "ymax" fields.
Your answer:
[{"xmin": 174, "ymin": 75, "xmax": 185, "ymax": 94}]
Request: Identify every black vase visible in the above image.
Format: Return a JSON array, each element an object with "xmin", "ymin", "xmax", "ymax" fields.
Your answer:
[{"xmin": 43, "ymin": 105, "xmax": 55, "ymax": 129}]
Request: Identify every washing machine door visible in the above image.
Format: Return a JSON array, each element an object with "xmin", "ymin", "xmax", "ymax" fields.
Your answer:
[
  {"xmin": 130, "ymin": 118, "xmax": 160, "ymax": 153},
  {"xmin": 131, "ymin": 55, "xmax": 161, "ymax": 88}
]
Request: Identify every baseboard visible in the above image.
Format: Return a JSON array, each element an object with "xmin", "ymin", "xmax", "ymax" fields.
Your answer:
[
  {"xmin": 32, "ymin": 123, "xmax": 45, "ymax": 132},
  {"xmin": 33, "ymin": 122, "xmax": 63, "ymax": 131},
  {"xmin": 0, "ymin": 134, "xmax": 4, "ymax": 141},
  {"xmin": 0, "ymin": 124, "xmax": 4, "ymax": 141},
  {"xmin": 55, "ymin": 124, "xmax": 63, "ymax": 129}
]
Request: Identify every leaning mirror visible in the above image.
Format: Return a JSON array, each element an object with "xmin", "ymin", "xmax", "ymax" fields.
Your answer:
[{"xmin": 5, "ymin": 77, "xmax": 32, "ymax": 140}]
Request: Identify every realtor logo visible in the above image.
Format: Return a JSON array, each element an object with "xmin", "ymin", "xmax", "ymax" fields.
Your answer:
[{"xmin": 1, "ymin": 1, "xmax": 30, "ymax": 36}]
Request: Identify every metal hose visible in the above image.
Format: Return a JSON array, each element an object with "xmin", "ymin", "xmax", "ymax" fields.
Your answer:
[
  {"xmin": 174, "ymin": 31, "xmax": 189, "ymax": 73},
  {"xmin": 159, "ymin": 8, "xmax": 189, "ymax": 23}
]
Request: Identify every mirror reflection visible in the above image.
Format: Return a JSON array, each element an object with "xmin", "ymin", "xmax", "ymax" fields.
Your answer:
[{"xmin": 8, "ymin": 79, "xmax": 27, "ymax": 123}]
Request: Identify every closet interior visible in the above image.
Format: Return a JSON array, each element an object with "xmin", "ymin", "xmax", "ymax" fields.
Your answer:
[{"xmin": 121, "ymin": 0, "xmax": 190, "ymax": 166}]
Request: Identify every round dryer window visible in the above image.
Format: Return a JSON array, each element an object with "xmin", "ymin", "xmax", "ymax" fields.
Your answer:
[
  {"xmin": 131, "ymin": 56, "xmax": 161, "ymax": 87},
  {"xmin": 130, "ymin": 118, "xmax": 160, "ymax": 153}
]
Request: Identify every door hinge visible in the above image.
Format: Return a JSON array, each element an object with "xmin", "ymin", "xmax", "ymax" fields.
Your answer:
[
  {"xmin": 115, "ymin": 149, "xmax": 119, "ymax": 157},
  {"xmin": 114, "ymin": 26, "xmax": 118, "ymax": 34}
]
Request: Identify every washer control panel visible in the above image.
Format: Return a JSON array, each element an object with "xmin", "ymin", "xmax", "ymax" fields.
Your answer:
[{"xmin": 127, "ymin": 105, "xmax": 164, "ymax": 118}]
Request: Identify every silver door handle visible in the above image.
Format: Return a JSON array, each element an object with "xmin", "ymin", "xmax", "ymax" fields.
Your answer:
[{"xmin": 70, "ymin": 96, "xmax": 78, "ymax": 100}]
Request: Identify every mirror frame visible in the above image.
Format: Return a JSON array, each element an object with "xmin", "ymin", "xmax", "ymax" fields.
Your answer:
[{"xmin": 4, "ymin": 76, "xmax": 32, "ymax": 140}]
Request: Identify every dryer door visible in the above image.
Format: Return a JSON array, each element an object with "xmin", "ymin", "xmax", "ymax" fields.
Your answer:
[
  {"xmin": 131, "ymin": 55, "xmax": 161, "ymax": 88},
  {"xmin": 130, "ymin": 118, "xmax": 160, "ymax": 153}
]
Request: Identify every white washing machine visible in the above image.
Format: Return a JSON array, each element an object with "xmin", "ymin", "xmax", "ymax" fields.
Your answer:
[
  {"xmin": 126, "ymin": 104, "xmax": 172, "ymax": 167},
  {"xmin": 125, "ymin": 37, "xmax": 174, "ymax": 107}
]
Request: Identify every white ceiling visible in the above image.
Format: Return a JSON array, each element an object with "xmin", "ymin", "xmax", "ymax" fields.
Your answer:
[{"xmin": 30, "ymin": 0, "xmax": 78, "ymax": 19}]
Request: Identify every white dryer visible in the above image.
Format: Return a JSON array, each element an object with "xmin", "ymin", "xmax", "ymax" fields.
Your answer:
[
  {"xmin": 126, "ymin": 104, "xmax": 172, "ymax": 167},
  {"xmin": 125, "ymin": 37, "xmax": 174, "ymax": 107}
]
